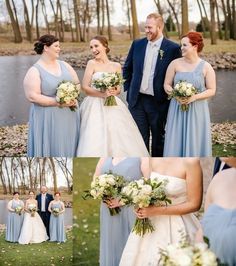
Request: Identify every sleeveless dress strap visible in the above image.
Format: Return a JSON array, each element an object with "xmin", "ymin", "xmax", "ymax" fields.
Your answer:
[{"xmin": 194, "ymin": 60, "xmax": 205, "ymax": 74}]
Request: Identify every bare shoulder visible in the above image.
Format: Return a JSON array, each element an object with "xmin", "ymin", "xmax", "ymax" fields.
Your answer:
[{"xmin": 183, "ymin": 157, "xmax": 200, "ymax": 166}]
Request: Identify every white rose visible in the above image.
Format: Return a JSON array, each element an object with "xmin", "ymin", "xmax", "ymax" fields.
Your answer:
[
  {"xmin": 98, "ymin": 176, "xmax": 107, "ymax": 187},
  {"xmin": 141, "ymin": 185, "xmax": 152, "ymax": 195},
  {"xmin": 185, "ymin": 88, "xmax": 192, "ymax": 96},
  {"xmin": 136, "ymin": 179, "xmax": 144, "ymax": 187},
  {"xmin": 59, "ymin": 84, "xmax": 68, "ymax": 90},
  {"xmin": 194, "ymin": 242, "xmax": 208, "ymax": 252},
  {"xmin": 90, "ymin": 189, "xmax": 98, "ymax": 198},
  {"xmin": 175, "ymin": 83, "xmax": 180, "ymax": 89},
  {"xmin": 186, "ymin": 83, "xmax": 193, "ymax": 88},
  {"xmin": 201, "ymin": 250, "xmax": 217, "ymax": 266},
  {"xmin": 174, "ymin": 249, "xmax": 192, "ymax": 266}
]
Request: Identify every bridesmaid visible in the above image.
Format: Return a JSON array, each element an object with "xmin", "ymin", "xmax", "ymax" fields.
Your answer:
[
  {"xmin": 5, "ymin": 192, "xmax": 24, "ymax": 242},
  {"xmin": 94, "ymin": 157, "xmax": 150, "ymax": 266},
  {"xmin": 48, "ymin": 192, "xmax": 66, "ymax": 243},
  {"xmin": 24, "ymin": 34, "xmax": 80, "ymax": 156},
  {"xmin": 164, "ymin": 31, "xmax": 216, "ymax": 156},
  {"xmin": 197, "ymin": 157, "xmax": 236, "ymax": 266}
]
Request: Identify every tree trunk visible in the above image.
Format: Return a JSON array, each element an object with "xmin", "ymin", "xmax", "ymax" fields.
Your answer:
[
  {"xmin": 96, "ymin": 0, "xmax": 100, "ymax": 34},
  {"xmin": 58, "ymin": 0, "xmax": 65, "ymax": 41},
  {"xmin": 196, "ymin": 0, "xmax": 207, "ymax": 37},
  {"xmin": 200, "ymin": 0, "xmax": 210, "ymax": 29},
  {"xmin": 22, "ymin": 0, "xmax": 33, "ymax": 42},
  {"xmin": 105, "ymin": 0, "xmax": 112, "ymax": 40},
  {"xmin": 226, "ymin": 0, "xmax": 233, "ymax": 38},
  {"xmin": 181, "ymin": 0, "xmax": 189, "ymax": 35},
  {"xmin": 130, "ymin": 0, "xmax": 140, "ymax": 39},
  {"xmin": 67, "ymin": 0, "xmax": 75, "ymax": 41},
  {"xmin": 166, "ymin": 0, "xmax": 181, "ymax": 38},
  {"xmin": 215, "ymin": 0, "xmax": 223, "ymax": 39},
  {"xmin": 101, "ymin": 0, "xmax": 105, "ymax": 34},
  {"xmin": 49, "ymin": 158, "xmax": 57, "ymax": 193},
  {"xmin": 0, "ymin": 158, "xmax": 7, "ymax": 194},
  {"xmin": 221, "ymin": 0, "xmax": 229, "ymax": 39},
  {"xmin": 35, "ymin": 0, "xmax": 40, "ymax": 39},
  {"xmin": 233, "ymin": 0, "xmax": 236, "ymax": 39},
  {"xmin": 40, "ymin": 0, "xmax": 50, "ymax": 34},
  {"xmin": 5, "ymin": 0, "xmax": 22, "ymax": 43},
  {"xmin": 124, "ymin": 0, "xmax": 132, "ymax": 39},
  {"xmin": 210, "ymin": 0, "xmax": 217, "ymax": 44}
]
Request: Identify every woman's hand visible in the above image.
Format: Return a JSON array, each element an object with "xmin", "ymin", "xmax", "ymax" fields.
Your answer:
[
  {"xmin": 135, "ymin": 206, "xmax": 159, "ymax": 219},
  {"xmin": 105, "ymin": 86, "xmax": 121, "ymax": 97},
  {"xmin": 176, "ymin": 95, "xmax": 197, "ymax": 105},
  {"xmin": 59, "ymin": 99, "xmax": 78, "ymax": 108},
  {"xmin": 104, "ymin": 198, "xmax": 121, "ymax": 208}
]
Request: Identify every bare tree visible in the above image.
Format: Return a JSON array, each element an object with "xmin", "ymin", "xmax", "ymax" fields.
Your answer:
[
  {"xmin": 153, "ymin": 0, "xmax": 168, "ymax": 37},
  {"xmin": 196, "ymin": 0, "xmax": 207, "ymax": 37},
  {"xmin": 106, "ymin": 0, "xmax": 113, "ymax": 40},
  {"xmin": 49, "ymin": 158, "xmax": 57, "ymax": 192},
  {"xmin": 215, "ymin": 0, "xmax": 223, "ymax": 39},
  {"xmin": 40, "ymin": 0, "xmax": 50, "ymax": 34},
  {"xmin": 5, "ymin": 0, "xmax": 22, "ymax": 42},
  {"xmin": 22, "ymin": 0, "xmax": 33, "ymax": 42},
  {"xmin": 35, "ymin": 0, "xmax": 40, "ymax": 39},
  {"xmin": 210, "ymin": 0, "xmax": 217, "ymax": 44},
  {"xmin": 166, "ymin": 0, "xmax": 181, "ymax": 37},
  {"xmin": 130, "ymin": 0, "xmax": 140, "ymax": 39},
  {"xmin": 181, "ymin": 0, "xmax": 189, "ymax": 34}
]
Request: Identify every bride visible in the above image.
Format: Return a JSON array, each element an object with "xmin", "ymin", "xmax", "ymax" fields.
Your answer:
[
  {"xmin": 18, "ymin": 191, "xmax": 48, "ymax": 244},
  {"xmin": 77, "ymin": 35, "xmax": 149, "ymax": 157},
  {"xmin": 119, "ymin": 158, "xmax": 203, "ymax": 266}
]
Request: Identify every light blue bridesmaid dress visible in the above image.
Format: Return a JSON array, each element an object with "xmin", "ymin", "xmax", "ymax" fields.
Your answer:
[
  {"xmin": 27, "ymin": 60, "xmax": 80, "ymax": 157},
  {"xmin": 5, "ymin": 200, "xmax": 24, "ymax": 242},
  {"xmin": 49, "ymin": 201, "xmax": 66, "ymax": 243},
  {"xmin": 100, "ymin": 158, "xmax": 143, "ymax": 266},
  {"xmin": 201, "ymin": 204, "xmax": 236, "ymax": 266},
  {"xmin": 164, "ymin": 60, "xmax": 212, "ymax": 156}
]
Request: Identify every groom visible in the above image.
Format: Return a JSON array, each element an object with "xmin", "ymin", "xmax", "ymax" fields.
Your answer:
[
  {"xmin": 123, "ymin": 13, "xmax": 181, "ymax": 156},
  {"xmin": 36, "ymin": 186, "xmax": 53, "ymax": 238}
]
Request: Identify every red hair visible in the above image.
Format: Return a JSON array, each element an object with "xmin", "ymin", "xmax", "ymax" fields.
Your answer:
[
  {"xmin": 54, "ymin": 192, "xmax": 61, "ymax": 196},
  {"xmin": 182, "ymin": 31, "xmax": 204, "ymax": 52}
]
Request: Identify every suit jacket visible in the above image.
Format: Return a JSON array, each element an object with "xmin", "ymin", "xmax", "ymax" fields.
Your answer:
[
  {"xmin": 213, "ymin": 157, "xmax": 231, "ymax": 177},
  {"xmin": 123, "ymin": 37, "xmax": 181, "ymax": 108},
  {"xmin": 36, "ymin": 193, "xmax": 53, "ymax": 213}
]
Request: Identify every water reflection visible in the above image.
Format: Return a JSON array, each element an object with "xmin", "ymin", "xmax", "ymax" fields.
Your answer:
[{"xmin": 0, "ymin": 55, "xmax": 235, "ymax": 125}]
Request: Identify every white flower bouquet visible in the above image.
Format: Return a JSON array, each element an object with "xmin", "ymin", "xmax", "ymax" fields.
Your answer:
[
  {"xmin": 84, "ymin": 173, "xmax": 126, "ymax": 216},
  {"xmin": 168, "ymin": 80, "xmax": 198, "ymax": 111},
  {"xmin": 120, "ymin": 176, "xmax": 171, "ymax": 236},
  {"xmin": 92, "ymin": 72, "xmax": 124, "ymax": 106},
  {"xmin": 15, "ymin": 206, "xmax": 23, "ymax": 215},
  {"xmin": 52, "ymin": 207, "xmax": 60, "ymax": 217},
  {"xmin": 56, "ymin": 80, "xmax": 80, "ymax": 111},
  {"xmin": 159, "ymin": 234, "xmax": 218, "ymax": 266},
  {"xmin": 28, "ymin": 204, "xmax": 37, "ymax": 217}
]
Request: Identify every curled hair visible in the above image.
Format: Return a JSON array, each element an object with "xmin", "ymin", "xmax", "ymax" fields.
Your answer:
[
  {"xmin": 54, "ymin": 191, "xmax": 61, "ymax": 196},
  {"xmin": 13, "ymin": 191, "xmax": 19, "ymax": 196},
  {"xmin": 28, "ymin": 190, "xmax": 35, "ymax": 195},
  {"xmin": 182, "ymin": 31, "xmax": 204, "ymax": 52},
  {"xmin": 91, "ymin": 35, "xmax": 110, "ymax": 54},
  {"xmin": 34, "ymin": 34, "xmax": 59, "ymax": 54}
]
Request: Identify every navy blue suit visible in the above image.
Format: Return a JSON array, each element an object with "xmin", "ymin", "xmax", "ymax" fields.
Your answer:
[
  {"xmin": 213, "ymin": 157, "xmax": 231, "ymax": 177},
  {"xmin": 36, "ymin": 193, "xmax": 53, "ymax": 237},
  {"xmin": 123, "ymin": 37, "xmax": 181, "ymax": 156}
]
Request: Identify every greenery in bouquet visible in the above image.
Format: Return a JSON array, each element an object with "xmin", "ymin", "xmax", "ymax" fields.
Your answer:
[
  {"xmin": 159, "ymin": 232, "xmax": 219, "ymax": 266},
  {"xmin": 28, "ymin": 204, "xmax": 37, "ymax": 217},
  {"xmin": 91, "ymin": 72, "xmax": 124, "ymax": 106},
  {"xmin": 15, "ymin": 206, "xmax": 23, "ymax": 215},
  {"xmin": 168, "ymin": 80, "xmax": 198, "ymax": 111},
  {"xmin": 83, "ymin": 172, "xmax": 126, "ymax": 216},
  {"xmin": 52, "ymin": 207, "xmax": 60, "ymax": 217},
  {"xmin": 56, "ymin": 80, "xmax": 80, "ymax": 111},
  {"xmin": 120, "ymin": 176, "xmax": 171, "ymax": 236}
]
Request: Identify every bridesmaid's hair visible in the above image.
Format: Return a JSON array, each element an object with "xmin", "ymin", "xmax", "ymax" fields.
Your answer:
[
  {"xmin": 13, "ymin": 191, "xmax": 19, "ymax": 195},
  {"xmin": 182, "ymin": 31, "xmax": 204, "ymax": 53},
  {"xmin": 34, "ymin": 34, "xmax": 59, "ymax": 54},
  {"xmin": 91, "ymin": 35, "xmax": 110, "ymax": 54},
  {"xmin": 54, "ymin": 192, "xmax": 61, "ymax": 196},
  {"xmin": 28, "ymin": 190, "xmax": 35, "ymax": 195}
]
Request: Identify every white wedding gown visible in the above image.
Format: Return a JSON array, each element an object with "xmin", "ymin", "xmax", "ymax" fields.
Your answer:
[
  {"xmin": 18, "ymin": 204, "xmax": 48, "ymax": 244},
  {"xmin": 119, "ymin": 173, "xmax": 201, "ymax": 266},
  {"xmin": 77, "ymin": 72, "xmax": 149, "ymax": 157}
]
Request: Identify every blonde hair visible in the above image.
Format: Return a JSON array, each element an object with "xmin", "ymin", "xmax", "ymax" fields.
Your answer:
[{"xmin": 146, "ymin": 13, "xmax": 164, "ymax": 27}]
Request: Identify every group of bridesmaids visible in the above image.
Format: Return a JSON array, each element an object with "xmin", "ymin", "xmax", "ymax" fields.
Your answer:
[
  {"xmin": 5, "ymin": 191, "xmax": 66, "ymax": 244},
  {"xmin": 94, "ymin": 157, "xmax": 236, "ymax": 266}
]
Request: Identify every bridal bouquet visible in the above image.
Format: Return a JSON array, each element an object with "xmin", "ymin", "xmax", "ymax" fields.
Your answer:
[
  {"xmin": 52, "ymin": 207, "xmax": 60, "ymax": 217},
  {"xmin": 92, "ymin": 72, "xmax": 124, "ymax": 106},
  {"xmin": 15, "ymin": 206, "xmax": 23, "ymax": 215},
  {"xmin": 120, "ymin": 176, "xmax": 171, "ymax": 236},
  {"xmin": 56, "ymin": 80, "xmax": 80, "ymax": 111},
  {"xmin": 159, "ymin": 234, "xmax": 218, "ymax": 266},
  {"xmin": 83, "ymin": 173, "xmax": 126, "ymax": 216},
  {"xmin": 28, "ymin": 204, "xmax": 37, "ymax": 217},
  {"xmin": 168, "ymin": 80, "xmax": 198, "ymax": 111}
]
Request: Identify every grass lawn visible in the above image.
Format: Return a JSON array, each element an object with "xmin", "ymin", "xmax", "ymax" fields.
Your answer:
[
  {"xmin": 73, "ymin": 158, "xmax": 100, "ymax": 266},
  {"xmin": 0, "ymin": 228, "xmax": 73, "ymax": 266}
]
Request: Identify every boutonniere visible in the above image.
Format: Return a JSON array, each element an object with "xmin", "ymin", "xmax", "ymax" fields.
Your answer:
[{"xmin": 159, "ymin": 49, "xmax": 164, "ymax": 60}]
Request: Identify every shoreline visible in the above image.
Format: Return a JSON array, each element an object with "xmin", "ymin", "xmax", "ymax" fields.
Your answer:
[{"xmin": 0, "ymin": 50, "xmax": 236, "ymax": 70}]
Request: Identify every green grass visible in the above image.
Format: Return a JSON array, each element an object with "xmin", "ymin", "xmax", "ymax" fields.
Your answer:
[
  {"xmin": 212, "ymin": 144, "xmax": 236, "ymax": 156},
  {"xmin": 0, "ymin": 229, "xmax": 73, "ymax": 266},
  {"xmin": 73, "ymin": 158, "xmax": 100, "ymax": 266}
]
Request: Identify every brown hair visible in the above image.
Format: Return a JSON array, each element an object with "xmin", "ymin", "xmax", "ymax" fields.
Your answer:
[
  {"xmin": 34, "ymin": 34, "xmax": 59, "ymax": 54},
  {"xmin": 54, "ymin": 192, "xmax": 61, "ymax": 196},
  {"xmin": 182, "ymin": 31, "xmax": 204, "ymax": 52},
  {"xmin": 91, "ymin": 35, "xmax": 110, "ymax": 54}
]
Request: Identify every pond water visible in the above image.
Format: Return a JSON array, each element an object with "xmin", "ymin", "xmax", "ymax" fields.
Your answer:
[{"xmin": 0, "ymin": 55, "xmax": 235, "ymax": 126}]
